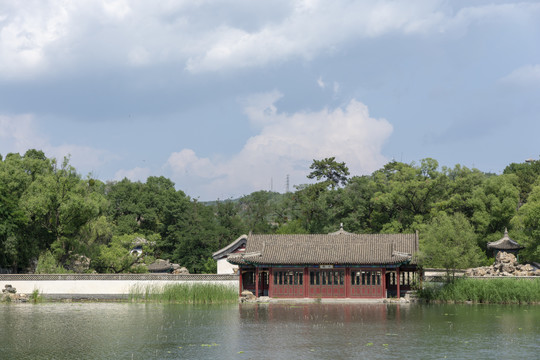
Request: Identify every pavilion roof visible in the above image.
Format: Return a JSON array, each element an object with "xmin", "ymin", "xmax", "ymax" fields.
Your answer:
[
  {"xmin": 226, "ymin": 232, "xmax": 419, "ymax": 266},
  {"xmin": 487, "ymin": 229, "xmax": 524, "ymax": 250}
]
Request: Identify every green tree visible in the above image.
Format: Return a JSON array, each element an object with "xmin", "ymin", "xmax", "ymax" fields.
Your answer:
[
  {"xmin": 510, "ymin": 182, "xmax": 540, "ymax": 263},
  {"xmin": 468, "ymin": 174, "xmax": 520, "ymax": 247},
  {"xmin": 503, "ymin": 159, "xmax": 540, "ymax": 206},
  {"xmin": 35, "ymin": 250, "xmax": 71, "ymax": 274},
  {"xmin": 93, "ymin": 234, "xmax": 143, "ymax": 273},
  {"xmin": 238, "ymin": 191, "xmax": 277, "ymax": 233},
  {"xmin": 170, "ymin": 200, "xmax": 220, "ymax": 273},
  {"xmin": 433, "ymin": 165, "xmax": 486, "ymax": 218},
  {"xmin": 329, "ymin": 175, "xmax": 377, "ymax": 233},
  {"xmin": 307, "ymin": 157, "xmax": 350, "ymax": 189},
  {"xmin": 370, "ymin": 159, "xmax": 447, "ymax": 232},
  {"xmin": 0, "ymin": 151, "xmax": 53, "ymax": 271},
  {"xmin": 20, "ymin": 157, "xmax": 107, "ymax": 263},
  {"xmin": 292, "ymin": 182, "xmax": 331, "ymax": 233},
  {"xmin": 276, "ymin": 219, "xmax": 309, "ymax": 234},
  {"xmin": 420, "ymin": 212, "xmax": 487, "ymax": 273},
  {"xmin": 214, "ymin": 200, "xmax": 248, "ymax": 248}
]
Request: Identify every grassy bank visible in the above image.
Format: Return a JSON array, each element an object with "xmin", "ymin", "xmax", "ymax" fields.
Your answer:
[
  {"xmin": 419, "ymin": 278, "xmax": 540, "ymax": 304},
  {"xmin": 129, "ymin": 283, "xmax": 238, "ymax": 304}
]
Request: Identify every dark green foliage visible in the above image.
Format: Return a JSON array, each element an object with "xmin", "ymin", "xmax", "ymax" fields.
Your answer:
[
  {"xmin": 307, "ymin": 157, "xmax": 350, "ymax": 188},
  {"xmin": 1, "ymin": 151, "xmax": 538, "ymax": 274},
  {"xmin": 503, "ymin": 159, "xmax": 540, "ymax": 205},
  {"xmin": 510, "ymin": 183, "xmax": 540, "ymax": 263},
  {"xmin": 35, "ymin": 250, "xmax": 72, "ymax": 274},
  {"xmin": 92, "ymin": 233, "xmax": 154, "ymax": 273},
  {"xmin": 169, "ymin": 200, "xmax": 220, "ymax": 273},
  {"xmin": 238, "ymin": 190, "xmax": 281, "ymax": 233},
  {"xmin": 419, "ymin": 212, "xmax": 487, "ymax": 270},
  {"xmin": 214, "ymin": 200, "xmax": 247, "ymax": 248}
]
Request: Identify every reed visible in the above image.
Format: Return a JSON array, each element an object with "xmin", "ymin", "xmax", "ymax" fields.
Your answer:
[
  {"xmin": 129, "ymin": 283, "xmax": 238, "ymax": 304},
  {"xmin": 29, "ymin": 289, "xmax": 43, "ymax": 303},
  {"xmin": 419, "ymin": 278, "xmax": 540, "ymax": 304}
]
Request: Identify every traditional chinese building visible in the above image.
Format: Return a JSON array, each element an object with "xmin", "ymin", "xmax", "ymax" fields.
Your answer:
[
  {"xmin": 217, "ymin": 227, "xmax": 420, "ymax": 299},
  {"xmin": 487, "ymin": 228, "xmax": 525, "ymax": 260}
]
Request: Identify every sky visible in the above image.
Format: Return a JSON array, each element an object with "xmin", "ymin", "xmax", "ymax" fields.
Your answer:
[{"xmin": 1, "ymin": 0, "xmax": 539, "ymax": 201}]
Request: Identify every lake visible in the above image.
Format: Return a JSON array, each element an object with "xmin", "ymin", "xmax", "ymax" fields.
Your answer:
[{"xmin": 1, "ymin": 302, "xmax": 538, "ymax": 359}]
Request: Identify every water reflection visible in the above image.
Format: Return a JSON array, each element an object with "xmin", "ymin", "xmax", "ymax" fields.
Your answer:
[{"xmin": 0, "ymin": 302, "xmax": 538, "ymax": 360}]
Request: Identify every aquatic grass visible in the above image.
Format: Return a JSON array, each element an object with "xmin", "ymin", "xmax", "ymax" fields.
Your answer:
[
  {"xmin": 30, "ymin": 289, "xmax": 43, "ymax": 303},
  {"xmin": 418, "ymin": 278, "xmax": 540, "ymax": 304},
  {"xmin": 129, "ymin": 283, "xmax": 238, "ymax": 304}
]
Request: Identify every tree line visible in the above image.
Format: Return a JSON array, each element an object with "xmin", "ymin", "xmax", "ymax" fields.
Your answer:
[{"xmin": 0, "ymin": 151, "xmax": 538, "ymax": 274}]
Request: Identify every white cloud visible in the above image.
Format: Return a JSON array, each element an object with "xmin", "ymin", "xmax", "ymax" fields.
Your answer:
[
  {"xmin": 0, "ymin": 0, "xmax": 71, "ymax": 79},
  {"xmin": 0, "ymin": 114, "xmax": 48, "ymax": 153},
  {"xmin": 128, "ymin": 46, "xmax": 150, "ymax": 66},
  {"xmin": 317, "ymin": 76, "xmax": 325, "ymax": 89},
  {"xmin": 102, "ymin": 0, "xmax": 132, "ymax": 20},
  {"xmin": 166, "ymin": 149, "xmax": 217, "ymax": 179},
  {"xmin": 184, "ymin": 2, "xmax": 540, "ymax": 73},
  {"xmin": 2, "ymin": 1, "xmax": 539, "ymax": 78},
  {"xmin": 499, "ymin": 64, "xmax": 540, "ymax": 87},
  {"xmin": 166, "ymin": 94, "xmax": 393, "ymax": 199},
  {"xmin": 240, "ymin": 90, "xmax": 283, "ymax": 126},
  {"xmin": 0, "ymin": 114, "xmax": 112, "ymax": 174},
  {"xmin": 114, "ymin": 167, "xmax": 151, "ymax": 182}
]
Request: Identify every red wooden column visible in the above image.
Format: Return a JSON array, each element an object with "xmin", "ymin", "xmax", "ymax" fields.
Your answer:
[
  {"xmin": 255, "ymin": 267, "xmax": 259, "ymax": 297},
  {"xmin": 396, "ymin": 267, "xmax": 401, "ymax": 299},
  {"xmin": 304, "ymin": 267, "xmax": 309, "ymax": 298},
  {"xmin": 382, "ymin": 268, "xmax": 386, "ymax": 298},
  {"xmin": 345, "ymin": 268, "xmax": 350, "ymax": 298},
  {"xmin": 269, "ymin": 267, "xmax": 273, "ymax": 297},
  {"xmin": 238, "ymin": 269, "xmax": 243, "ymax": 296}
]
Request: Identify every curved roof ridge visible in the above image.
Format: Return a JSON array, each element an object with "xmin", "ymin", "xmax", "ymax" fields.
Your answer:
[{"xmin": 487, "ymin": 228, "xmax": 524, "ymax": 250}]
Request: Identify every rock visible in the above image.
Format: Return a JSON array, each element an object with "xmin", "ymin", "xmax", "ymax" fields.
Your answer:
[
  {"xmin": 172, "ymin": 267, "xmax": 189, "ymax": 274},
  {"xmin": 521, "ymin": 264, "xmax": 534, "ymax": 272},
  {"xmin": 148, "ymin": 259, "xmax": 172, "ymax": 273},
  {"xmin": 241, "ymin": 290, "xmax": 256, "ymax": 301},
  {"xmin": 467, "ymin": 251, "xmax": 539, "ymax": 277},
  {"xmin": 1, "ymin": 286, "xmax": 29, "ymax": 303},
  {"xmin": 496, "ymin": 251, "xmax": 517, "ymax": 265},
  {"xmin": 3, "ymin": 285, "xmax": 16, "ymax": 294},
  {"xmin": 66, "ymin": 253, "xmax": 91, "ymax": 273},
  {"xmin": 502, "ymin": 264, "xmax": 515, "ymax": 273}
]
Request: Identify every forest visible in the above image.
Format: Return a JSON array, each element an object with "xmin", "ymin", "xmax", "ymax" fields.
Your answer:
[{"xmin": 0, "ymin": 150, "xmax": 539, "ymax": 274}]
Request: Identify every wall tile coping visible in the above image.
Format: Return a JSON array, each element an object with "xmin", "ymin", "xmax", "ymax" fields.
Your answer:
[{"xmin": 0, "ymin": 274, "xmax": 238, "ymax": 281}]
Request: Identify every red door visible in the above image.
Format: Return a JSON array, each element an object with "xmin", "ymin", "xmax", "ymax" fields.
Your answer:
[
  {"xmin": 259, "ymin": 270, "xmax": 269, "ymax": 296},
  {"xmin": 272, "ymin": 269, "xmax": 304, "ymax": 298},
  {"xmin": 350, "ymin": 269, "xmax": 383, "ymax": 298},
  {"xmin": 309, "ymin": 269, "xmax": 345, "ymax": 298}
]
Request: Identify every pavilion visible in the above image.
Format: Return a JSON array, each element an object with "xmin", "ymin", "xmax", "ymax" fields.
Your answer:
[
  {"xmin": 215, "ymin": 226, "xmax": 420, "ymax": 299},
  {"xmin": 487, "ymin": 228, "xmax": 524, "ymax": 260}
]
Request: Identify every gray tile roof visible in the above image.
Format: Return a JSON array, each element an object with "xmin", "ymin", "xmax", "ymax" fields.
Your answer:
[
  {"xmin": 212, "ymin": 235, "xmax": 247, "ymax": 260},
  {"xmin": 227, "ymin": 232, "xmax": 419, "ymax": 266},
  {"xmin": 487, "ymin": 229, "xmax": 524, "ymax": 250}
]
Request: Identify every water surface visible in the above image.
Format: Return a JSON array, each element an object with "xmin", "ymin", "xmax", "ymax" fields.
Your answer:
[{"xmin": 1, "ymin": 302, "xmax": 538, "ymax": 359}]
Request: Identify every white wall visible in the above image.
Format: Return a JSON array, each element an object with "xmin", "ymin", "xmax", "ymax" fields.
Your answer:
[
  {"xmin": 217, "ymin": 259, "xmax": 238, "ymax": 274},
  {"xmin": 3, "ymin": 280, "xmax": 237, "ymax": 296}
]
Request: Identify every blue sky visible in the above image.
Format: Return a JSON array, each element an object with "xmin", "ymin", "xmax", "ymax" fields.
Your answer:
[{"xmin": 1, "ymin": 0, "xmax": 539, "ymax": 200}]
